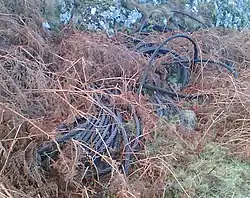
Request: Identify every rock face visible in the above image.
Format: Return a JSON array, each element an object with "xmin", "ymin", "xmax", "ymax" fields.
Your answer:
[
  {"xmin": 42, "ymin": 0, "xmax": 250, "ymax": 33},
  {"xmin": 43, "ymin": 0, "xmax": 143, "ymax": 34},
  {"xmin": 185, "ymin": 0, "xmax": 250, "ymax": 30}
]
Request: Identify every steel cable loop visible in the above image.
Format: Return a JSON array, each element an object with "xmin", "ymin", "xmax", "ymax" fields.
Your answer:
[
  {"xmin": 134, "ymin": 32, "xmax": 237, "ymax": 125},
  {"xmin": 137, "ymin": 34, "xmax": 199, "ymax": 95},
  {"xmin": 133, "ymin": 34, "xmax": 200, "ymax": 131},
  {"xmin": 92, "ymin": 92, "xmax": 132, "ymax": 174},
  {"xmin": 136, "ymin": 33, "xmax": 237, "ymax": 98},
  {"xmin": 136, "ymin": 45, "xmax": 191, "ymax": 89},
  {"xmin": 37, "ymin": 88, "xmax": 142, "ymax": 177},
  {"xmin": 36, "ymin": 116, "xmax": 99, "ymax": 168}
]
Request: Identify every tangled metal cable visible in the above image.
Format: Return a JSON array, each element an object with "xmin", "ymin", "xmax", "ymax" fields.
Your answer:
[
  {"xmin": 37, "ymin": 89, "xmax": 141, "ymax": 177},
  {"xmin": 136, "ymin": 33, "xmax": 237, "ymax": 122},
  {"xmin": 36, "ymin": 31, "xmax": 238, "ymax": 179}
]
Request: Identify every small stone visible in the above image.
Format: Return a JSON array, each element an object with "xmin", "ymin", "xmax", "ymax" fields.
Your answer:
[{"xmin": 181, "ymin": 110, "xmax": 197, "ymax": 130}]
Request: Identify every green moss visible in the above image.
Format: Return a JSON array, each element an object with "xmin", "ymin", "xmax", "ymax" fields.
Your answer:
[{"xmin": 169, "ymin": 144, "xmax": 250, "ymax": 197}]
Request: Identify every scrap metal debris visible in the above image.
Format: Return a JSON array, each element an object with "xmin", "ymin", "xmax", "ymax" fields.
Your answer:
[
  {"xmin": 37, "ymin": 89, "xmax": 141, "ymax": 177},
  {"xmin": 36, "ymin": 27, "xmax": 237, "ymax": 179}
]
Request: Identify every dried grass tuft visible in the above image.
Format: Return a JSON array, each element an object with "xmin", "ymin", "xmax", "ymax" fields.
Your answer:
[{"xmin": 192, "ymin": 29, "xmax": 250, "ymax": 161}]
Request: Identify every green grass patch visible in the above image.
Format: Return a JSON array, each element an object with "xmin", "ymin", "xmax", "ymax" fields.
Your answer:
[{"xmin": 169, "ymin": 143, "xmax": 250, "ymax": 197}]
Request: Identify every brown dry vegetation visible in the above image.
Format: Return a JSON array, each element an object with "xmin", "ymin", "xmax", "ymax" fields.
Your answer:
[{"xmin": 1, "ymin": 1, "xmax": 250, "ymax": 198}]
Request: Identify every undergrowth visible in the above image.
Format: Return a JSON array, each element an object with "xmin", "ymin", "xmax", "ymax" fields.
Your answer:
[
  {"xmin": 0, "ymin": 1, "xmax": 250, "ymax": 198},
  {"xmin": 147, "ymin": 133, "xmax": 250, "ymax": 197},
  {"xmin": 180, "ymin": 144, "xmax": 250, "ymax": 198}
]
